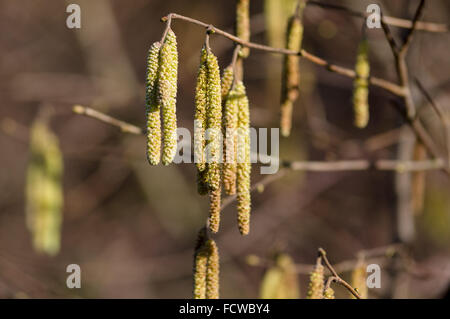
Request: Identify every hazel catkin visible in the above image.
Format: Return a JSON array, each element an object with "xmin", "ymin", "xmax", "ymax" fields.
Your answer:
[
  {"xmin": 351, "ymin": 260, "xmax": 368, "ymax": 299},
  {"xmin": 235, "ymin": 81, "xmax": 251, "ymax": 235},
  {"xmin": 222, "ymin": 79, "xmax": 239, "ymax": 195},
  {"xmin": 236, "ymin": 0, "xmax": 250, "ymax": 58},
  {"xmin": 205, "ymin": 52, "xmax": 223, "ymax": 192},
  {"xmin": 205, "ymin": 239, "xmax": 220, "ymax": 299},
  {"xmin": 280, "ymin": 13, "xmax": 304, "ymax": 137},
  {"xmin": 159, "ymin": 29, "xmax": 178, "ymax": 165},
  {"xmin": 324, "ymin": 287, "xmax": 335, "ymax": 299},
  {"xmin": 145, "ymin": 42, "xmax": 162, "ymax": 165},
  {"xmin": 353, "ymin": 38, "xmax": 370, "ymax": 129},
  {"xmin": 307, "ymin": 258, "xmax": 324, "ymax": 299},
  {"xmin": 193, "ymin": 230, "xmax": 220, "ymax": 299}
]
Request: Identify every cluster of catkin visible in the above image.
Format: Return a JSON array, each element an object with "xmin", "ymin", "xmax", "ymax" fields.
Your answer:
[
  {"xmin": 26, "ymin": 118, "xmax": 63, "ymax": 256},
  {"xmin": 194, "ymin": 46, "xmax": 252, "ymax": 236},
  {"xmin": 280, "ymin": 2, "xmax": 305, "ymax": 137},
  {"xmin": 146, "ymin": 29, "xmax": 178, "ymax": 166},
  {"xmin": 193, "ymin": 228, "xmax": 220, "ymax": 299}
]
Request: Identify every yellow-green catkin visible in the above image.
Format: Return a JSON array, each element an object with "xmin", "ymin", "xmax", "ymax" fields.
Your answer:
[
  {"xmin": 146, "ymin": 42, "xmax": 162, "ymax": 165},
  {"xmin": 159, "ymin": 29, "xmax": 178, "ymax": 165},
  {"xmin": 307, "ymin": 258, "xmax": 325, "ymax": 299},
  {"xmin": 324, "ymin": 287, "xmax": 335, "ymax": 299},
  {"xmin": 412, "ymin": 142, "xmax": 426, "ymax": 215},
  {"xmin": 205, "ymin": 239, "xmax": 220, "ymax": 299},
  {"xmin": 236, "ymin": 81, "xmax": 251, "ymax": 235},
  {"xmin": 26, "ymin": 119, "xmax": 63, "ymax": 256},
  {"xmin": 208, "ymin": 186, "xmax": 221, "ymax": 233},
  {"xmin": 280, "ymin": 11, "xmax": 304, "ymax": 137},
  {"xmin": 205, "ymin": 52, "xmax": 223, "ymax": 192},
  {"xmin": 236, "ymin": 0, "xmax": 250, "ymax": 58},
  {"xmin": 351, "ymin": 261, "xmax": 368, "ymax": 299},
  {"xmin": 222, "ymin": 70, "xmax": 238, "ymax": 195},
  {"xmin": 195, "ymin": 47, "xmax": 208, "ymax": 173},
  {"xmin": 193, "ymin": 229, "xmax": 208, "ymax": 299},
  {"xmin": 221, "ymin": 65, "xmax": 234, "ymax": 100},
  {"xmin": 353, "ymin": 38, "xmax": 370, "ymax": 129},
  {"xmin": 260, "ymin": 253, "xmax": 301, "ymax": 299}
]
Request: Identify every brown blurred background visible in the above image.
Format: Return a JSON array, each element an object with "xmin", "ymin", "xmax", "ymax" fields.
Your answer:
[{"xmin": 0, "ymin": 0, "xmax": 449, "ymax": 298}]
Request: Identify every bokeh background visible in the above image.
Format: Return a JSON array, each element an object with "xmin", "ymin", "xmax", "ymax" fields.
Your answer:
[{"xmin": 0, "ymin": 0, "xmax": 449, "ymax": 298}]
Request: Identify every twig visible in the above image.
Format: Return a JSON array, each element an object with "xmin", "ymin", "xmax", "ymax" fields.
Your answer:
[
  {"xmin": 318, "ymin": 248, "xmax": 361, "ymax": 299},
  {"xmin": 161, "ymin": 13, "xmax": 404, "ymax": 97},
  {"xmin": 307, "ymin": 0, "xmax": 448, "ymax": 33},
  {"xmin": 72, "ymin": 105, "xmax": 144, "ymax": 135}
]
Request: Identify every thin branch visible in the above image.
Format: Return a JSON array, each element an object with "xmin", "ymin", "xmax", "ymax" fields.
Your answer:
[
  {"xmin": 161, "ymin": 13, "xmax": 404, "ymax": 97},
  {"xmin": 72, "ymin": 105, "xmax": 144, "ymax": 135},
  {"xmin": 400, "ymin": 0, "xmax": 426, "ymax": 54},
  {"xmin": 307, "ymin": 0, "xmax": 447, "ymax": 33},
  {"xmin": 318, "ymin": 248, "xmax": 361, "ymax": 299}
]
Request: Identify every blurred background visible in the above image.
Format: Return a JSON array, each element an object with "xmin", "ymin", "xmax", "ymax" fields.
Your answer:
[{"xmin": 0, "ymin": 0, "xmax": 449, "ymax": 298}]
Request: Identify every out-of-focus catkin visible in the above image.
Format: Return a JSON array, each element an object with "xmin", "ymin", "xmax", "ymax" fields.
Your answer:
[
  {"xmin": 412, "ymin": 142, "xmax": 426, "ymax": 215},
  {"xmin": 26, "ymin": 119, "xmax": 63, "ymax": 256},
  {"xmin": 159, "ymin": 29, "xmax": 178, "ymax": 165},
  {"xmin": 236, "ymin": 0, "xmax": 250, "ymax": 58},
  {"xmin": 236, "ymin": 81, "xmax": 251, "ymax": 235},
  {"xmin": 222, "ymin": 76, "xmax": 239, "ymax": 195},
  {"xmin": 324, "ymin": 287, "xmax": 335, "ymax": 299},
  {"xmin": 205, "ymin": 239, "xmax": 220, "ymax": 299},
  {"xmin": 146, "ymin": 42, "xmax": 162, "ymax": 165},
  {"xmin": 280, "ymin": 12, "xmax": 304, "ymax": 137},
  {"xmin": 307, "ymin": 258, "xmax": 324, "ymax": 299},
  {"xmin": 205, "ymin": 52, "xmax": 223, "ymax": 192},
  {"xmin": 351, "ymin": 260, "xmax": 368, "ymax": 299},
  {"xmin": 260, "ymin": 253, "xmax": 300, "ymax": 299},
  {"xmin": 353, "ymin": 38, "xmax": 370, "ymax": 129}
]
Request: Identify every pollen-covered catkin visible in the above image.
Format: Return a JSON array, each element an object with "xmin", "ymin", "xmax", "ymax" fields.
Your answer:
[
  {"xmin": 236, "ymin": 0, "xmax": 250, "ymax": 58},
  {"xmin": 195, "ymin": 47, "xmax": 208, "ymax": 173},
  {"xmin": 159, "ymin": 29, "xmax": 178, "ymax": 165},
  {"xmin": 146, "ymin": 42, "xmax": 162, "ymax": 165},
  {"xmin": 221, "ymin": 66, "xmax": 234, "ymax": 100},
  {"xmin": 235, "ymin": 81, "xmax": 251, "ymax": 235},
  {"xmin": 351, "ymin": 261, "xmax": 368, "ymax": 299},
  {"xmin": 205, "ymin": 52, "xmax": 223, "ymax": 191},
  {"xmin": 193, "ymin": 231, "xmax": 208, "ymax": 299},
  {"xmin": 280, "ymin": 13, "xmax": 304, "ymax": 137},
  {"xmin": 324, "ymin": 287, "xmax": 335, "ymax": 299},
  {"xmin": 223, "ymin": 84, "xmax": 239, "ymax": 195},
  {"xmin": 205, "ymin": 239, "xmax": 220, "ymax": 299},
  {"xmin": 208, "ymin": 186, "xmax": 221, "ymax": 233},
  {"xmin": 26, "ymin": 119, "xmax": 63, "ymax": 256},
  {"xmin": 307, "ymin": 258, "xmax": 324, "ymax": 299},
  {"xmin": 353, "ymin": 38, "xmax": 370, "ymax": 129}
]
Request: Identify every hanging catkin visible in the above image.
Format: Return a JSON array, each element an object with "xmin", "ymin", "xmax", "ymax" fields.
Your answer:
[
  {"xmin": 351, "ymin": 260, "xmax": 368, "ymax": 299},
  {"xmin": 193, "ymin": 229, "xmax": 208, "ymax": 299},
  {"xmin": 353, "ymin": 38, "xmax": 370, "ymax": 128},
  {"xmin": 159, "ymin": 29, "xmax": 178, "ymax": 165},
  {"xmin": 280, "ymin": 11, "xmax": 304, "ymax": 137},
  {"xmin": 221, "ymin": 65, "xmax": 234, "ymax": 100},
  {"xmin": 236, "ymin": 0, "xmax": 250, "ymax": 58},
  {"xmin": 307, "ymin": 258, "xmax": 324, "ymax": 299},
  {"xmin": 193, "ymin": 229, "xmax": 220, "ymax": 299},
  {"xmin": 26, "ymin": 119, "xmax": 63, "ymax": 256},
  {"xmin": 222, "ymin": 73, "xmax": 239, "ymax": 195},
  {"xmin": 235, "ymin": 81, "xmax": 251, "ymax": 235},
  {"xmin": 195, "ymin": 47, "xmax": 208, "ymax": 173},
  {"xmin": 145, "ymin": 42, "xmax": 162, "ymax": 165},
  {"xmin": 205, "ymin": 52, "xmax": 223, "ymax": 192},
  {"xmin": 208, "ymin": 186, "xmax": 221, "ymax": 233},
  {"xmin": 205, "ymin": 239, "xmax": 220, "ymax": 299}
]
